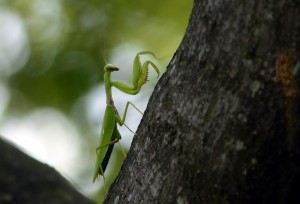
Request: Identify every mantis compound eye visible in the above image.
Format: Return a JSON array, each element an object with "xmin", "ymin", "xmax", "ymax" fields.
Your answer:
[{"xmin": 104, "ymin": 64, "xmax": 119, "ymax": 72}]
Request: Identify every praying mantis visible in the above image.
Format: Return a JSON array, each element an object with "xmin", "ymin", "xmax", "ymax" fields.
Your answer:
[{"xmin": 93, "ymin": 51, "xmax": 160, "ymax": 182}]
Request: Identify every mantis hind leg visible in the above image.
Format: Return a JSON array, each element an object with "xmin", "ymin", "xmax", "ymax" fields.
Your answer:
[{"xmin": 96, "ymin": 138, "xmax": 119, "ymax": 151}]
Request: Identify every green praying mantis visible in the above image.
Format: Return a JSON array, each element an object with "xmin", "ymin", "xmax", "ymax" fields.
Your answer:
[{"xmin": 93, "ymin": 51, "xmax": 160, "ymax": 182}]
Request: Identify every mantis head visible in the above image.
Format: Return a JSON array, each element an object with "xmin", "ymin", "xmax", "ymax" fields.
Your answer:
[{"xmin": 104, "ymin": 64, "xmax": 119, "ymax": 72}]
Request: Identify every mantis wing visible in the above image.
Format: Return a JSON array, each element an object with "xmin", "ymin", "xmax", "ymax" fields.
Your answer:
[
  {"xmin": 101, "ymin": 124, "xmax": 121, "ymax": 172},
  {"xmin": 93, "ymin": 105, "xmax": 116, "ymax": 182}
]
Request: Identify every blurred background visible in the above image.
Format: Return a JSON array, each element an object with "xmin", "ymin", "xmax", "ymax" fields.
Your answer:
[{"xmin": 0, "ymin": 0, "xmax": 192, "ymax": 202}]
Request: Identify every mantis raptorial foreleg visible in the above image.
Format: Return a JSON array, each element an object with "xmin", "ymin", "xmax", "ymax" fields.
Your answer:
[
  {"xmin": 93, "ymin": 51, "xmax": 160, "ymax": 182},
  {"xmin": 111, "ymin": 51, "xmax": 160, "ymax": 95}
]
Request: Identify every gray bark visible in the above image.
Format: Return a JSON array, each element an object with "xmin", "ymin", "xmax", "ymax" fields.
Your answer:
[{"xmin": 105, "ymin": 0, "xmax": 300, "ymax": 203}]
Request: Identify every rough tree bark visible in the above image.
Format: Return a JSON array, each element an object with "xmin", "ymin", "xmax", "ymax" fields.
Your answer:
[{"xmin": 105, "ymin": 0, "xmax": 300, "ymax": 203}]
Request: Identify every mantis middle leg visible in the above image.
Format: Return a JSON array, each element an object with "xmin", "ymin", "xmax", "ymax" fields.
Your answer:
[{"xmin": 115, "ymin": 101, "xmax": 144, "ymax": 134}]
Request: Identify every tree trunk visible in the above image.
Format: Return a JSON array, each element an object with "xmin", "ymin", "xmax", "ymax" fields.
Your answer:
[{"xmin": 105, "ymin": 0, "xmax": 300, "ymax": 203}]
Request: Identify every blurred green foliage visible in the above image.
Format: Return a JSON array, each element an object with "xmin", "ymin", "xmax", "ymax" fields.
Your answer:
[
  {"xmin": 3, "ymin": 0, "xmax": 192, "ymax": 111},
  {"xmin": 0, "ymin": 0, "xmax": 192, "ymax": 202}
]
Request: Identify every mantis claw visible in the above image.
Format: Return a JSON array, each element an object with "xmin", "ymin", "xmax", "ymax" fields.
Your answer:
[{"xmin": 111, "ymin": 51, "xmax": 160, "ymax": 94}]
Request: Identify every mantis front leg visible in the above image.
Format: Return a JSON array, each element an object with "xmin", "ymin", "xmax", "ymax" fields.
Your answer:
[{"xmin": 111, "ymin": 51, "xmax": 160, "ymax": 95}]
